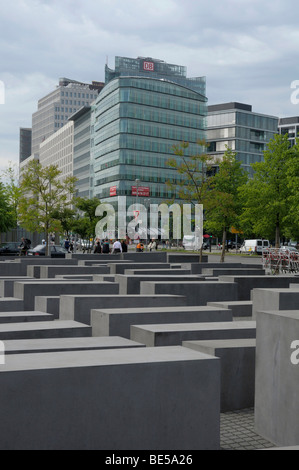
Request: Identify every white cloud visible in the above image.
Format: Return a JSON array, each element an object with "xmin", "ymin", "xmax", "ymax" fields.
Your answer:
[{"xmin": 1, "ymin": 0, "xmax": 299, "ymax": 170}]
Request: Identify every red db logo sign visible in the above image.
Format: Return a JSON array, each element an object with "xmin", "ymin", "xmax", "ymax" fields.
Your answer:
[{"xmin": 143, "ymin": 61, "xmax": 154, "ymax": 71}]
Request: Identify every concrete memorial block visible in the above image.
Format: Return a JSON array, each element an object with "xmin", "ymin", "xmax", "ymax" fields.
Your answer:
[
  {"xmin": 0, "ymin": 262, "xmax": 26, "ymax": 277},
  {"xmin": 167, "ymin": 253, "xmax": 208, "ymax": 263},
  {"xmin": 0, "ymin": 277, "xmax": 34, "ymax": 297},
  {"xmin": 78, "ymin": 259, "xmax": 132, "ymax": 266},
  {"xmin": 0, "ymin": 298, "xmax": 24, "ymax": 312},
  {"xmin": 0, "ymin": 311, "xmax": 54, "ymax": 324},
  {"xmin": 125, "ymin": 251, "xmax": 168, "ymax": 262},
  {"xmin": 3, "ymin": 336, "xmax": 145, "ymax": 355},
  {"xmin": 34, "ymin": 296, "xmax": 60, "ymax": 318},
  {"xmin": 140, "ymin": 280, "xmax": 238, "ymax": 306},
  {"xmin": 60, "ymin": 294, "xmax": 187, "ymax": 325},
  {"xmin": 183, "ymin": 338, "xmax": 256, "ymax": 411},
  {"xmin": 255, "ymin": 310, "xmax": 299, "ymax": 446},
  {"xmin": 108, "ymin": 263, "xmax": 171, "ymax": 275},
  {"xmin": 202, "ymin": 268, "xmax": 265, "ymax": 277},
  {"xmin": 66, "ymin": 253, "xmax": 123, "ymax": 261},
  {"xmin": 116, "ymin": 274, "xmax": 204, "ymax": 295},
  {"xmin": 13, "ymin": 281, "xmax": 119, "ymax": 310},
  {"xmin": 0, "ymin": 346, "xmax": 220, "ymax": 449},
  {"xmin": 252, "ymin": 287, "xmax": 299, "ymax": 319},
  {"xmin": 92, "ymin": 275, "xmax": 116, "ymax": 283},
  {"xmin": 39, "ymin": 265, "xmax": 110, "ymax": 278},
  {"xmin": 190, "ymin": 262, "xmax": 258, "ymax": 274},
  {"xmin": 207, "ymin": 301, "xmax": 252, "ymax": 319},
  {"xmin": 220, "ymin": 276, "xmax": 299, "ymax": 302},
  {"xmin": 124, "ymin": 268, "xmax": 192, "ymax": 276},
  {"xmin": 25, "ymin": 258, "xmax": 79, "ymax": 278},
  {"xmin": 131, "ymin": 320, "xmax": 256, "ymax": 347},
  {"xmin": 55, "ymin": 275, "xmax": 94, "ymax": 281},
  {"xmin": 0, "ymin": 320, "xmax": 91, "ymax": 340},
  {"xmin": 91, "ymin": 305, "xmax": 233, "ymax": 338}
]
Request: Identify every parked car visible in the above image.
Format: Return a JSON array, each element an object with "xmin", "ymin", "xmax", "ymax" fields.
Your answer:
[
  {"xmin": 240, "ymin": 239, "xmax": 270, "ymax": 255},
  {"xmin": 0, "ymin": 242, "xmax": 21, "ymax": 256},
  {"xmin": 280, "ymin": 246, "xmax": 299, "ymax": 252},
  {"xmin": 227, "ymin": 241, "xmax": 242, "ymax": 250},
  {"xmin": 26, "ymin": 244, "xmax": 68, "ymax": 258}
]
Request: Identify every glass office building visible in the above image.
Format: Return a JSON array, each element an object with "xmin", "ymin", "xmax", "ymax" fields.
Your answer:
[
  {"xmin": 207, "ymin": 102, "xmax": 279, "ymax": 176},
  {"xmin": 70, "ymin": 105, "xmax": 95, "ymax": 199},
  {"xmin": 19, "ymin": 128, "xmax": 32, "ymax": 164},
  {"xmin": 93, "ymin": 56, "xmax": 207, "ymax": 208},
  {"xmin": 278, "ymin": 116, "xmax": 299, "ymax": 146}
]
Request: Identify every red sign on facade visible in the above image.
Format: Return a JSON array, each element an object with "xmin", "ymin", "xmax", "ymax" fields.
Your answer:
[
  {"xmin": 110, "ymin": 186, "xmax": 117, "ymax": 196},
  {"xmin": 131, "ymin": 186, "xmax": 150, "ymax": 197},
  {"xmin": 143, "ymin": 61, "xmax": 154, "ymax": 72}
]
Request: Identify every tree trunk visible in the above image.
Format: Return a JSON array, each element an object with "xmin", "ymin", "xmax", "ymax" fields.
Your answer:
[
  {"xmin": 46, "ymin": 230, "xmax": 50, "ymax": 257},
  {"xmin": 220, "ymin": 228, "xmax": 226, "ymax": 263},
  {"xmin": 275, "ymin": 215, "xmax": 280, "ymax": 248}
]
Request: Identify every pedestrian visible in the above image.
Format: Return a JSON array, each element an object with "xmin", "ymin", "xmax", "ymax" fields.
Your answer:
[
  {"xmin": 112, "ymin": 239, "xmax": 122, "ymax": 253},
  {"xmin": 148, "ymin": 239, "xmax": 156, "ymax": 251},
  {"xmin": 121, "ymin": 239, "xmax": 128, "ymax": 252},
  {"xmin": 93, "ymin": 240, "xmax": 102, "ymax": 254},
  {"xmin": 102, "ymin": 238, "xmax": 110, "ymax": 254},
  {"xmin": 136, "ymin": 241, "xmax": 144, "ymax": 252},
  {"xmin": 19, "ymin": 237, "xmax": 30, "ymax": 256},
  {"xmin": 64, "ymin": 238, "xmax": 70, "ymax": 251}
]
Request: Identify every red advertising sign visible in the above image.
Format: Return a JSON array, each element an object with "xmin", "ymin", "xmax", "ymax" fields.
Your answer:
[
  {"xmin": 131, "ymin": 186, "xmax": 150, "ymax": 197},
  {"xmin": 110, "ymin": 186, "xmax": 117, "ymax": 196},
  {"xmin": 143, "ymin": 61, "xmax": 154, "ymax": 72}
]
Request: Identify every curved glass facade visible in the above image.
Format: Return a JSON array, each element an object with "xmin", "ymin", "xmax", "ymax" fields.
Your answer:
[{"xmin": 93, "ymin": 75, "xmax": 207, "ymax": 206}]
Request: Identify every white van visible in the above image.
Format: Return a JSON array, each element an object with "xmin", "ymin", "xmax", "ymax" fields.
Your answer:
[{"xmin": 240, "ymin": 239, "xmax": 270, "ymax": 255}]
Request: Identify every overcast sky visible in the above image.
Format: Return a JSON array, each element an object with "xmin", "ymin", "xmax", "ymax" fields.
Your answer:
[{"xmin": 1, "ymin": 0, "xmax": 299, "ymax": 172}]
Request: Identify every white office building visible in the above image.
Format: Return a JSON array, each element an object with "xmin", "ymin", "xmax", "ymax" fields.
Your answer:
[
  {"xmin": 39, "ymin": 121, "xmax": 74, "ymax": 183},
  {"xmin": 31, "ymin": 77, "xmax": 103, "ymax": 156}
]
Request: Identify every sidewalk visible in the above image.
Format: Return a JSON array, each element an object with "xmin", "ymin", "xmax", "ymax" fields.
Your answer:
[{"xmin": 220, "ymin": 408, "xmax": 276, "ymax": 450}]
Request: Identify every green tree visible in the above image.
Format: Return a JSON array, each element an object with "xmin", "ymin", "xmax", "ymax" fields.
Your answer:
[
  {"xmin": 283, "ymin": 139, "xmax": 299, "ymax": 241},
  {"xmin": 50, "ymin": 207, "xmax": 76, "ymax": 238},
  {"xmin": 167, "ymin": 140, "xmax": 214, "ymax": 205},
  {"xmin": 205, "ymin": 147, "xmax": 248, "ymax": 262},
  {"xmin": 167, "ymin": 140, "xmax": 214, "ymax": 259},
  {"xmin": 72, "ymin": 197, "xmax": 102, "ymax": 250},
  {"xmin": 0, "ymin": 181, "xmax": 16, "ymax": 237},
  {"xmin": 239, "ymin": 134, "xmax": 294, "ymax": 247},
  {"xmin": 18, "ymin": 160, "xmax": 77, "ymax": 255},
  {"xmin": 1, "ymin": 162, "xmax": 22, "ymax": 229}
]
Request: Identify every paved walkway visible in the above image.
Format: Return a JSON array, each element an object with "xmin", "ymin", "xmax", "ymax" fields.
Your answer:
[{"xmin": 220, "ymin": 408, "xmax": 276, "ymax": 450}]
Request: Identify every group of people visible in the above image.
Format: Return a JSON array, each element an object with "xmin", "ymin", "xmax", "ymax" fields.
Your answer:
[
  {"xmin": 92, "ymin": 237, "xmax": 158, "ymax": 253},
  {"xmin": 64, "ymin": 238, "xmax": 74, "ymax": 252},
  {"xmin": 93, "ymin": 238, "xmax": 128, "ymax": 254}
]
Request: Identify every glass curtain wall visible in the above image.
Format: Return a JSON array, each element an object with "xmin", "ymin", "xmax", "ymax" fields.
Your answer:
[{"xmin": 93, "ymin": 76, "xmax": 207, "ymax": 207}]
